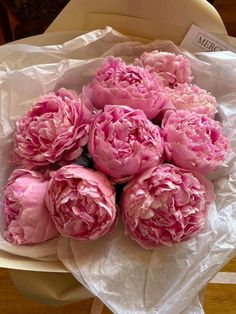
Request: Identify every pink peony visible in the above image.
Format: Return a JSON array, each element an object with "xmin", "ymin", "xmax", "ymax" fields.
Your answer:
[
  {"xmin": 162, "ymin": 110, "xmax": 229, "ymax": 175},
  {"xmin": 2, "ymin": 169, "xmax": 58, "ymax": 245},
  {"xmin": 55, "ymin": 87, "xmax": 80, "ymax": 101},
  {"xmin": 12, "ymin": 88, "xmax": 93, "ymax": 169},
  {"xmin": 45, "ymin": 165, "xmax": 117, "ymax": 241},
  {"xmin": 88, "ymin": 105, "xmax": 164, "ymax": 183},
  {"xmin": 165, "ymin": 83, "xmax": 217, "ymax": 117},
  {"xmin": 82, "ymin": 56, "xmax": 169, "ymax": 119},
  {"xmin": 121, "ymin": 164, "xmax": 214, "ymax": 249},
  {"xmin": 135, "ymin": 50, "xmax": 193, "ymax": 87}
]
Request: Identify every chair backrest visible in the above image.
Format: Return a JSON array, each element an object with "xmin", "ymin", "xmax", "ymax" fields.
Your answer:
[{"xmin": 46, "ymin": 0, "xmax": 228, "ymax": 44}]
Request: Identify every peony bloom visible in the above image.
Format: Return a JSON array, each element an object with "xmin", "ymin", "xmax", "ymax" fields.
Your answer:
[
  {"xmin": 162, "ymin": 110, "xmax": 229, "ymax": 175},
  {"xmin": 165, "ymin": 83, "xmax": 217, "ymax": 117},
  {"xmin": 2, "ymin": 169, "xmax": 58, "ymax": 245},
  {"xmin": 55, "ymin": 87, "xmax": 80, "ymax": 101},
  {"xmin": 12, "ymin": 88, "xmax": 93, "ymax": 169},
  {"xmin": 45, "ymin": 165, "xmax": 117, "ymax": 240},
  {"xmin": 135, "ymin": 50, "xmax": 193, "ymax": 87},
  {"xmin": 88, "ymin": 105, "xmax": 164, "ymax": 183},
  {"xmin": 82, "ymin": 56, "xmax": 169, "ymax": 119},
  {"xmin": 121, "ymin": 164, "xmax": 214, "ymax": 249}
]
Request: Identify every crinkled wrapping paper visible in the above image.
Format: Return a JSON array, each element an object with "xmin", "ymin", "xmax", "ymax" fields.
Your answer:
[{"xmin": 0, "ymin": 28, "xmax": 236, "ymax": 313}]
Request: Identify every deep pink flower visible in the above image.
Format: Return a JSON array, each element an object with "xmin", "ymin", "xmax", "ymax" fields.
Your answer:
[
  {"xmin": 12, "ymin": 88, "xmax": 93, "ymax": 169},
  {"xmin": 45, "ymin": 165, "xmax": 117, "ymax": 241},
  {"xmin": 88, "ymin": 105, "xmax": 164, "ymax": 183},
  {"xmin": 165, "ymin": 83, "xmax": 217, "ymax": 117},
  {"xmin": 135, "ymin": 50, "xmax": 193, "ymax": 87},
  {"xmin": 162, "ymin": 110, "xmax": 229, "ymax": 174},
  {"xmin": 82, "ymin": 56, "xmax": 169, "ymax": 119},
  {"xmin": 121, "ymin": 164, "xmax": 214, "ymax": 249},
  {"xmin": 2, "ymin": 169, "xmax": 58, "ymax": 245}
]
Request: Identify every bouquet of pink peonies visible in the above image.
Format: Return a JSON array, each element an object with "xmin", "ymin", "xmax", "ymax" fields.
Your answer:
[
  {"xmin": 1, "ymin": 50, "xmax": 229, "ymax": 249},
  {"xmin": 0, "ymin": 28, "xmax": 236, "ymax": 313}
]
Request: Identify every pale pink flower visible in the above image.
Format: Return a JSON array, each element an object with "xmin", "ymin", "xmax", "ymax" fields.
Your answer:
[
  {"xmin": 121, "ymin": 164, "xmax": 214, "ymax": 249},
  {"xmin": 45, "ymin": 165, "xmax": 117, "ymax": 241},
  {"xmin": 12, "ymin": 88, "xmax": 93, "ymax": 169},
  {"xmin": 82, "ymin": 56, "xmax": 169, "ymax": 119},
  {"xmin": 135, "ymin": 50, "xmax": 193, "ymax": 87},
  {"xmin": 166, "ymin": 83, "xmax": 217, "ymax": 117},
  {"xmin": 55, "ymin": 87, "xmax": 79, "ymax": 101},
  {"xmin": 2, "ymin": 169, "xmax": 58, "ymax": 245},
  {"xmin": 88, "ymin": 105, "xmax": 164, "ymax": 183},
  {"xmin": 162, "ymin": 110, "xmax": 229, "ymax": 175}
]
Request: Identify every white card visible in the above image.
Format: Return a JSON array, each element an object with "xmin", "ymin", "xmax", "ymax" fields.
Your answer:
[{"xmin": 180, "ymin": 24, "xmax": 235, "ymax": 53}]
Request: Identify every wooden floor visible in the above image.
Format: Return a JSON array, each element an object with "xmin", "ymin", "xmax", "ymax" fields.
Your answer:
[{"xmin": 0, "ymin": 0, "xmax": 236, "ymax": 313}]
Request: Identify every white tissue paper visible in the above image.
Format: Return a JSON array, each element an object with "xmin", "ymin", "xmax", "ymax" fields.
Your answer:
[{"xmin": 0, "ymin": 27, "xmax": 236, "ymax": 313}]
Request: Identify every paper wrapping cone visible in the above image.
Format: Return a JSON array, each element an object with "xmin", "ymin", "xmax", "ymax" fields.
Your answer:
[
  {"xmin": 2, "ymin": 0, "xmax": 232, "ymax": 307},
  {"xmin": 9, "ymin": 270, "xmax": 92, "ymax": 306},
  {"xmin": 46, "ymin": 0, "xmax": 228, "ymax": 43}
]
